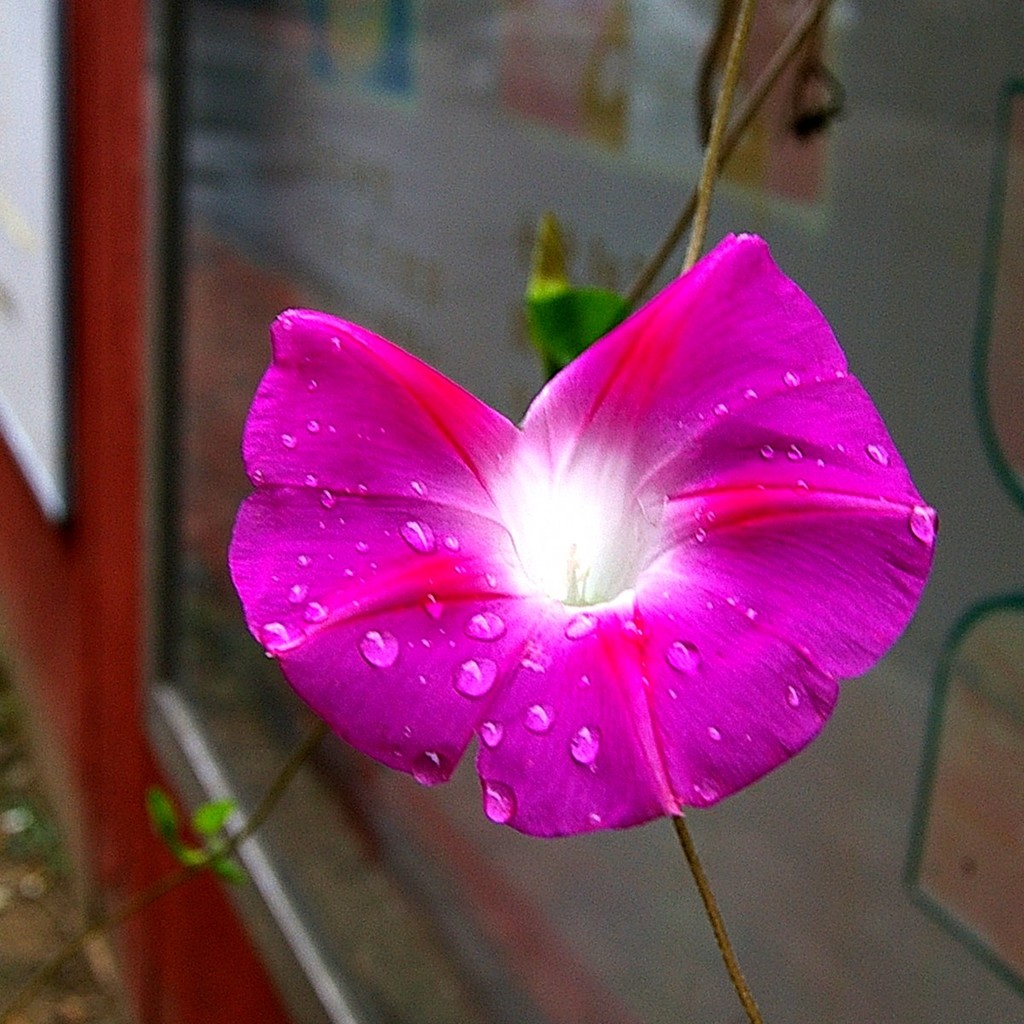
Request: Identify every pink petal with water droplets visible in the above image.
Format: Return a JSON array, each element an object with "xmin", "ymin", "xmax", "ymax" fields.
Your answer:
[
  {"xmin": 475, "ymin": 601, "xmax": 676, "ymax": 835},
  {"xmin": 243, "ymin": 310, "xmax": 517, "ymax": 516}
]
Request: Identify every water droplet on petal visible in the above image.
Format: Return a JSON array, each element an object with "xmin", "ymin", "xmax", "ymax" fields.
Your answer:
[
  {"xmin": 261, "ymin": 621, "xmax": 301, "ymax": 652},
  {"xmin": 783, "ymin": 370, "xmax": 800, "ymax": 388},
  {"xmin": 252, "ymin": 468, "xmax": 265, "ymax": 484},
  {"xmin": 565, "ymin": 613, "xmax": 598, "ymax": 640},
  {"xmin": 297, "ymin": 553, "xmax": 312, "ymax": 567},
  {"xmin": 786, "ymin": 685, "xmax": 802, "ymax": 708},
  {"xmin": 713, "ymin": 402, "xmax": 729, "ymax": 417},
  {"xmin": 866, "ymin": 443, "xmax": 890, "ymax": 466},
  {"xmin": 443, "ymin": 535, "xmax": 461, "ymax": 552},
  {"xmin": 694, "ymin": 527, "xmax": 707, "ymax": 543},
  {"xmin": 306, "ymin": 419, "xmax": 320, "ymax": 433},
  {"xmin": 524, "ymin": 704, "xmax": 555, "ymax": 733},
  {"xmin": 707, "ymin": 726, "xmax": 722, "ymax": 741},
  {"xmin": 287, "ymin": 583, "xmax": 308, "ymax": 604},
  {"xmin": 412, "ymin": 750, "xmax": 447, "ymax": 785},
  {"xmin": 305, "ymin": 473, "xmax": 319, "ymax": 487},
  {"xmin": 306, "ymin": 378, "xmax": 318, "ymax": 391},
  {"xmin": 359, "ymin": 630, "xmax": 399, "ymax": 668},
  {"xmin": 410, "ymin": 479, "xmax": 427, "ymax": 496},
  {"xmin": 355, "ymin": 540, "xmax": 370, "ymax": 554},
  {"xmin": 666, "ymin": 641, "xmax": 701, "ymax": 674},
  {"xmin": 401, "ymin": 520, "xmax": 436, "ymax": 553},
  {"xmin": 909, "ymin": 505, "xmax": 935, "ymax": 544},
  {"xmin": 485, "ymin": 573, "xmax": 498, "ymax": 589},
  {"xmin": 480, "ymin": 721, "xmax": 504, "ymax": 748},
  {"xmin": 743, "ymin": 387, "xmax": 758, "ymax": 400},
  {"xmin": 454, "ymin": 658, "xmax": 498, "ymax": 697},
  {"xmin": 466, "ymin": 611, "xmax": 506, "ymax": 641},
  {"xmin": 760, "ymin": 444, "xmax": 775, "ymax": 460},
  {"xmin": 423, "ymin": 594, "xmax": 444, "ymax": 620},
  {"xmin": 304, "ymin": 601, "xmax": 328, "ymax": 623},
  {"xmin": 787, "ymin": 444, "xmax": 803, "ymax": 461},
  {"xmin": 693, "ymin": 779, "xmax": 720, "ymax": 802},
  {"xmin": 483, "ymin": 780, "xmax": 516, "ymax": 823},
  {"xmin": 570, "ymin": 726, "xmax": 600, "ymax": 765},
  {"xmin": 281, "ymin": 433, "xmax": 297, "ymax": 449}
]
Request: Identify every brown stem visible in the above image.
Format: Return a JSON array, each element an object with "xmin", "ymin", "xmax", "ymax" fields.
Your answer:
[
  {"xmin": 0, "ymin": 719, "xmax": 330, "ymax": 1023},
  {"xmin": 682, "ymin": 0, "xmax": 758, "ymax": 272},
  {"xmin": 673, "ymin": 815, "xmax": 764, "ymax": 1024},
  {"xmin": 626, "ymin": 0, "xmax": 833, "ymax": 306}
]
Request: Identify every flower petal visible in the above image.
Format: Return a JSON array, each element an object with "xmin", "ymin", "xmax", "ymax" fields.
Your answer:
[
  {"xmin": 474, "ymin": 600, "xmax": 677, "ymax": 835},
  {"xmin": 242, "ymin": 309, "xmax": 517, "ymax": 516},
  {"xmin": 635, "ymin": 482, "xmax": 934, "ymax": 805},
  {"xmin": 520, "ymin": 234, "xmax": 848, "ymax": 489}
]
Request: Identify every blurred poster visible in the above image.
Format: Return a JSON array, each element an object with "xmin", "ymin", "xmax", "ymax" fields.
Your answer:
[
  {"xmin": 979, "ymin": 86, "xmax": 1024, "ymax": 507},
  {"xmin": 0, "ymin": 1, "xmax": 66, "ymax": 519},
  {"xmin": 911, "ymin": 600, "xmax": 1024, "ymax": 986},
  {"xmin": 500, "ymin": 0, "xmax": 630, "ymax": 149},
  {"xmin": 307, "ymin": 0, "xmax": 415, "ymax": 95}
]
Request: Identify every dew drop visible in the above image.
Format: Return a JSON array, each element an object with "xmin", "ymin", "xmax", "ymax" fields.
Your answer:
[
  {"xmin": 454, "ymin": 658, "xmax": 498, "ymax": 697},
  {"xmin": 483, "ymin": 780, "xmax": 516, "ymax": 824},
  {"xmin": 787, "ymin": 444, "xmax": 803, "ymax": 462},
  {"xmin": 466, "ymin": 611, "xmax": 507, "ymax": 641},
  {"xmin": 694, "ymin": 527, "xmax": 707, "ymax": 543},
  {"xmin": 252, "ymin": 468, "xmax": 265, "ymax": 483},
  {"xmin": 410, "ymin": 479, "xmax": 427, "ymax": 496},
  {"xmin": 786, "ymin": 685, "xmax": 802, "ymax": 708},
  {"xmin": 866, "ymin": 443, "xmax": 890, "ymax": 466},
  {"xmin": 297, "ymin": 553, "xmax": 312, "ymax": 567},
  {"xmin": 306, "ymin": 378, "xmax": 318, "ymax": 391},
  {"xmin": 713, "ymin": 402, "xmax": 729, "ymax": 416},
  {"xmin": 565, "ymin": 613, "xmax": 598, "ymax": 640},
  {"xmin": 261, "ymin": 621, "xmax": 301, "ymax": 652},
  {"xmin": 707, "ymin": 726, "xmax": 722, "ymax": 742},
  {"xmin": 479, "ymin": 721, "xmax": 504, "ymax": 748},
  {"xmin": 320, "ymin": 489, "xmax": 336, "ymax": 509},
  {"xmin": 412, "ymin": 750, "xmax": 447, "ymax": 786},
  {"xmin": 281, "ymin": 433, "xmax": 297, "ymax": 449},
  {"xmin": 306, "ymin": 419, "xmax": 320, "ymax": 433},
  {"xmin": 443, "ymin": 535, "xmax": 461, "ymax": 552},
  {"xmin": 909, "ymin": 505, "xmax": 935, "ymax": 544},
  {"xmin": 783, "ymin": 370, "xmax": 800, "ymax": 388},
  {"xmin": 524, "ymin": 704, "xmax": 555, "ymax": 733},
  {"xmin": 304, "ymin": 473, "xmax": 319, "ymax": 487},
  {"xmin": 570, "ymin": 726, "xmax": 600, "ymax": 765},
  {"xmin": 401, "ymin": 520, "xmax": 436, "ymax": 553},
  {"xmin": 760, "ymin": 444, "xmax": 775, "ymax": 460},
  {"xmin": 666, "ymin": 640, "xmax": 701, "ymax": 674},
  {"xmin": 587, "ymin": 811, "xmax": 603, "ymax": 826},
  {"xmin": 693, "ymin": 779, "xmax": 720, "ymax": 803},
  {"xmin": 485, "ymin": 573, "xmax": 498, "ymax": 589},
  {"xmin": 743, "ymin": 387, "xmax": 758, "ymax": 400},
  {"xmin": 355, "ymin": 540, "xmax": 370, "ymax": 554},
  {"xmin": 287, "ymin": 583, "xmax": 308, "ymax": 604},
  {"xmin": 423, "ymin": 594, "xmax": 444, "ymax": 620},
  {"xmin": 359, "ymin": 629, "xmax": 399, "ymax": 668},
  {"xmin": 304, "ymin": 601, "xmax": 328, "ymax": 623}
]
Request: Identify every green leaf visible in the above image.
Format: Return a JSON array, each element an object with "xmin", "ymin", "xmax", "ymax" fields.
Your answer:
[
  {"xmin": 145, "ymin": 787, "xmax": 180, "ymax": 846},
  {"xmin": 210, "ymin": 856, "xmax": 248, "ymax": 885},
  {"xmin": 526, "ymin": 285, "xmax": 628, "ymax": 377},
  {"xmin": 191, "ymin": 799, "xmax": 237, "ymax": 838},
  {"xmin": 525, "ymin": 212, "xmax": 628, "ymax": 378},
  {"xmin": 176, "ymin": 846, "xmax": 209, "ymax": 868}
]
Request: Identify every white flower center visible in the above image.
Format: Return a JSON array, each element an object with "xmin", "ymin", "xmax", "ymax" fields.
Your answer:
[{"xmin": 497, "ymin": 454, "xmax": 656, "ymax": 607}]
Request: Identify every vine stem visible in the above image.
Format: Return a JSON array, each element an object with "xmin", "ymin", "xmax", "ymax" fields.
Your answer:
[
  {"xmin": 682, "ymin": 0, "xmax": 758, "ymax": 272},
  {"xmin": 626, "ymin": 0, "xmax": 833, "ymax": 305},
  {"xmin": 0, "ymin": 719, "xmax": 330, "ymax": 1024},
  {"xmin": 674, "ymin": 816, "xmax": 764, "ymax": 1024}
]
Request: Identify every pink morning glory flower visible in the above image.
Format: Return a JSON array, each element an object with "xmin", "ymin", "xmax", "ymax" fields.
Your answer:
[{"xmin": 229, "ymin": 234, "xmax": 935, "ymax": 837}]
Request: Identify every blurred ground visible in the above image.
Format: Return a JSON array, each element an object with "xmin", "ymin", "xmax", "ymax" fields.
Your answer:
[{"xmin": 0, "ymin": 665, "xmax": 128, "ymax": 1024}]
